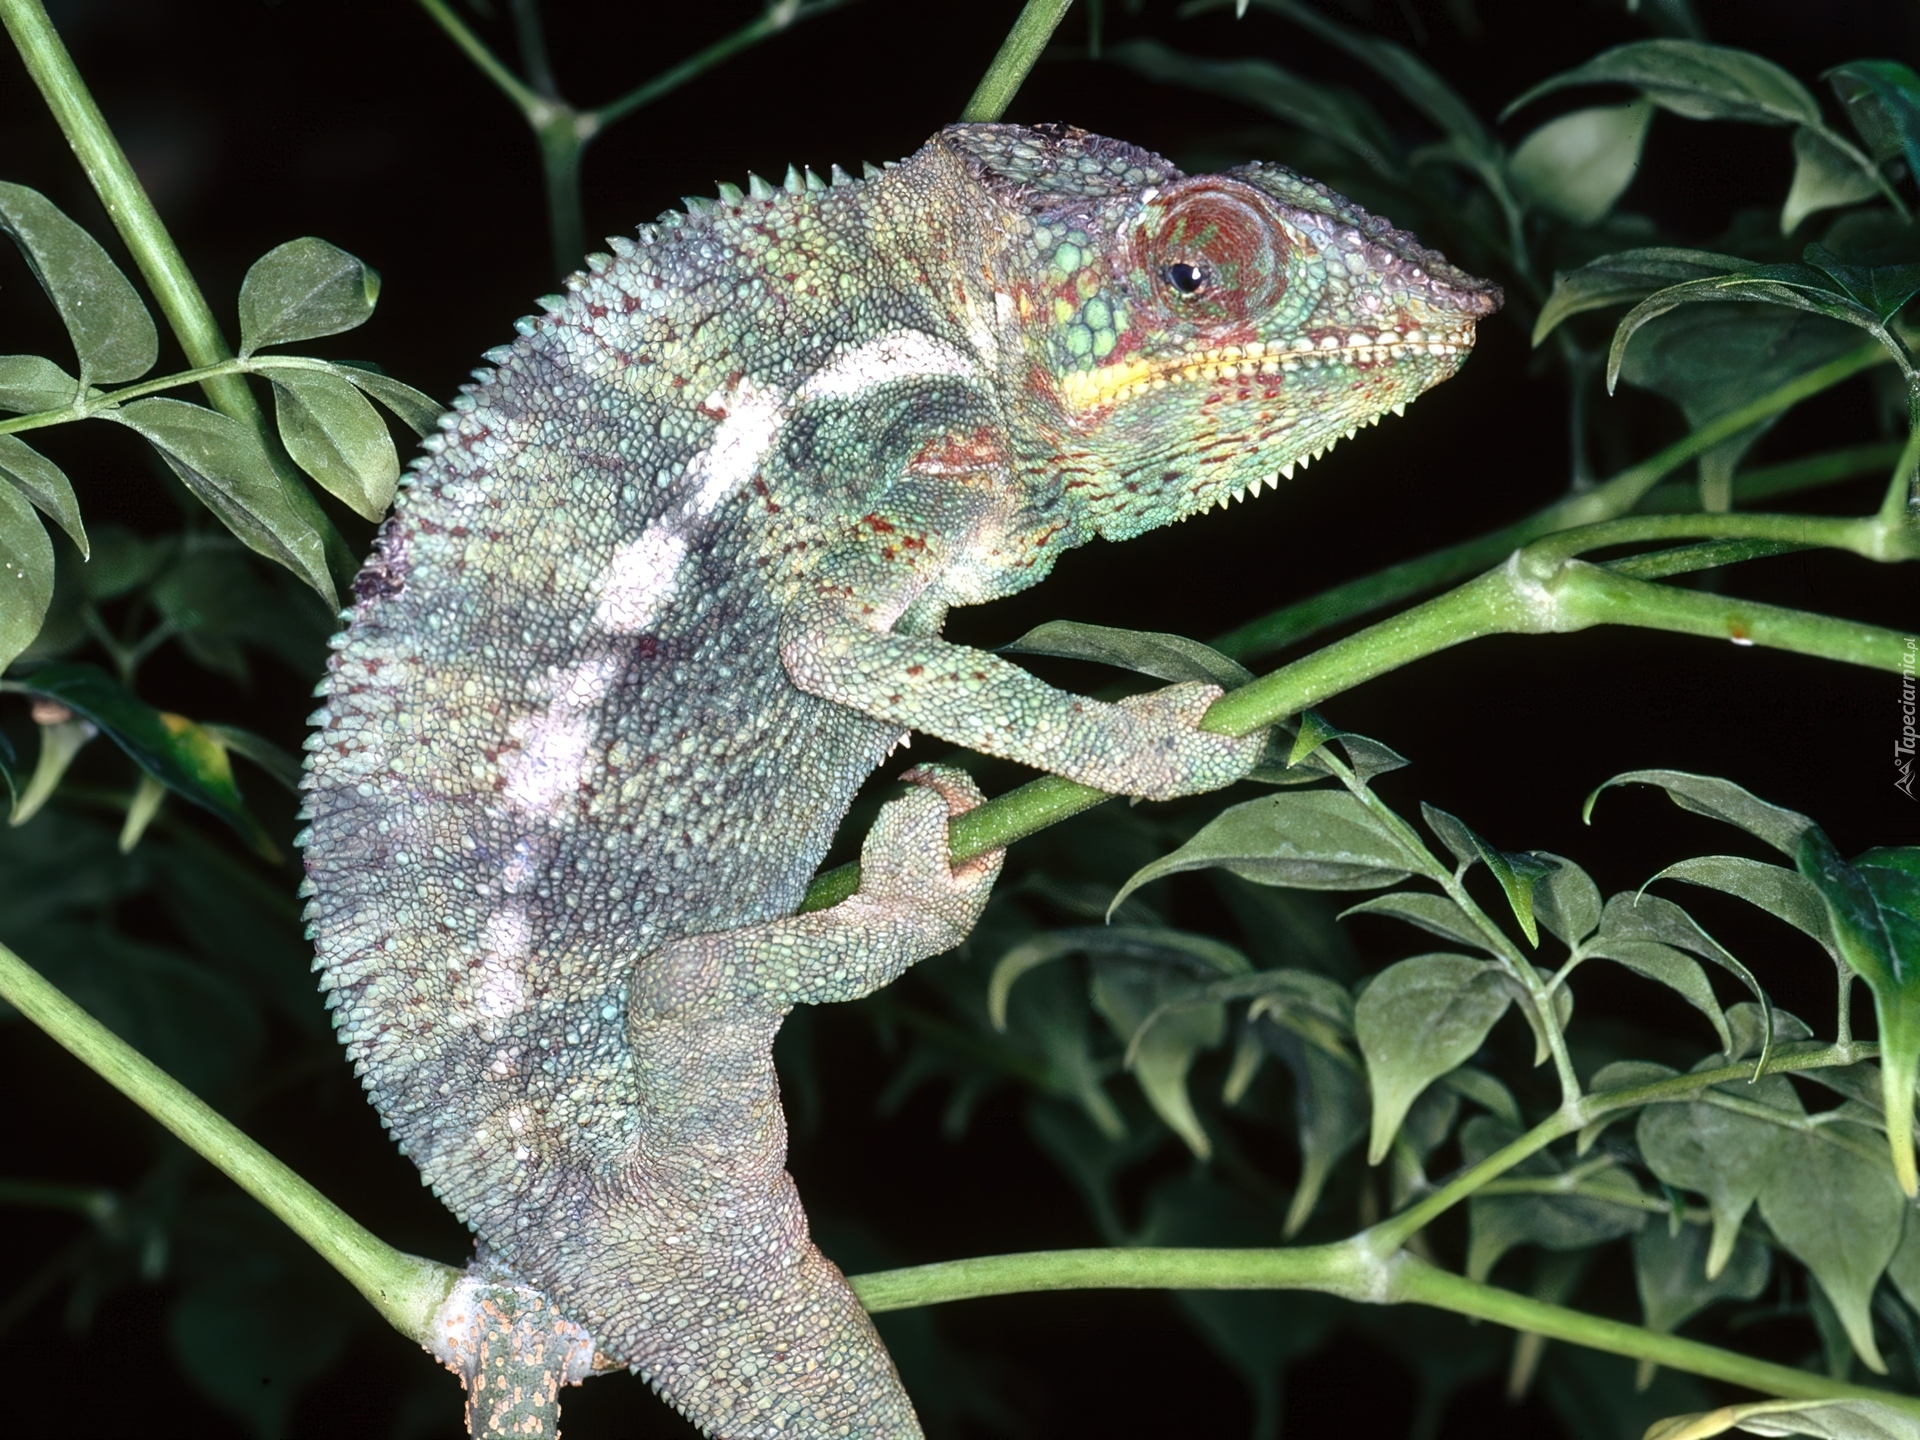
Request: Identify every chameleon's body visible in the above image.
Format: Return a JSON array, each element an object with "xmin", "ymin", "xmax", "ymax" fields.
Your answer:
[{"xmin": 300, "ymin": 124, "xmax": 1497, "ymax": 1436}]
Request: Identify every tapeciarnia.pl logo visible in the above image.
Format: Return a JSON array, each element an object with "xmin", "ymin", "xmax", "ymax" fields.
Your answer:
[{"xmin": 1899, "ymin": 635, "xmax": 1917, "ymax": 801}]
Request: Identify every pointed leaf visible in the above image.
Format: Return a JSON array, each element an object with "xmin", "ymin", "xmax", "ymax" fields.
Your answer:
[
  {"xmin": 1884, "ymin": 1208, "xmax": 1920, "ymax": 1317},
  {"xmin": 1421, "ymin": 803, "xmax": 1483, "ymax": 871},
  {"xmin": 269, "ymin": 368, "xmax": 399, "ymax": 520},
  {"xmin": 1534, "ymin": 853, "xmax": 1603, "ymax": 947},
  {"xmin": 0, "ymin": 433, "xmax": 86, "ymax": 556},
  {"xmin": 0, "ymin": 474, "xmax": 53, "ymax": 672},
  {"xmin": 12, "ymin": 661, "xmax": 277, "ymax": 858},
  {"xmin": 1510, "ymin": 101, "xmax": 1653, "ymax": 226},
  {"xmin": 1000, "ymin": 618, "xmax": 1252, "ymax": 688},
  {"xmin": 237, "ymin": 238, "xmax": 379, "ymax": 356},
  {"xmin": 0, "ymin": 182, "xmax": 156, "ymax": 383},
  {"xmin": 1474, "ymin": 841, "xmax": 1558, "ymax": 947},
  {"xmin": 108, "ymin": 397, "xmax": 334, "ymax": 605},
  {"xmin": 1581, "ymin": 937, "xmax": 1731, "ymax": 1051},
  {"xmin": 1758, "ymin": 1121, "xmax": 1905, "ymax": 1372},
  {"xmin": 0, "ymin": 354, "xmax": 83, "ymax": 415},
  {"xmin": 1635, "ymin": 1218, "xmax": 1770, "ymax": 1335},
  {"xmin": 1355, "ymin": 953, "xmax": 1511, "ymax": 1164},
  {"xmin": 1783, "ymin": 127, "xmax": 1882, "ymax": 233},
  {"xmin": 1588, "ymin": 770, "xmax": 1814, "ymax": 856},
  {"xmin": 1803, "ymin": 243, "xmax": 1920, "ymax": 323},
  {"xmin": 1504, "ymin": 40, "xmax": 1820, "ymax": 128},
  {"xmin": 1646, "ymin": 1396, "xmax": 1920, "ymax": 1440},
  {"xmin": 1533, "ymin": 248, "xmax": 1745, "ymax": 346},
  {"xmin": 1092, "ymin": 956, "xmax": 1225, "ymax": 1159},
  {"xmin": 1649, "ymin": 856, "xmax": 1837, "ymax": 958},
  {"xmin": 1798, "ymin": 833, "xmax": 1920, "ymax": 1196},
  {"xmin": 1638, "ymin": 1066, "xmax": 1800, "ymax": 1282},
  {"xmin": 200, "ymin": 724, "xmax": 302, "ymax": 793},
  {"xmin": 1340, "ymin": 891, "xmax": 1491, "ymax": 953},
  {"xmin": 1111, "ymin": 791, "xmax": 1419, "ymax": 913},
  {"xmin": 1443, "ymin": 1065, "xmax": 1523, "ymax": 1128},
  {"xmin": 1597, "ymin": 892, "xmax": 1772, "ymax": 1064},
  {"xmin": 330, "ymin": 362, "xmax": 443, "ymax": 436},
  {"xmin": 1827, "ymin": 61, "xmax": 1920, "ymax": 184},
  {"xmin": 1260, "ymin": 1014, "xmax": 1369, "ymax": 1237}
]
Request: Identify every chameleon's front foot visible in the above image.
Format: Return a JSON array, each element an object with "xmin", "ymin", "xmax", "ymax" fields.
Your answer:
[{"xmin": 1108, "ymin": 680, "xmax": 1262, "ymax": 801}]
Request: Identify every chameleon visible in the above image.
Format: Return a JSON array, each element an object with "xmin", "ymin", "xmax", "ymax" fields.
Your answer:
[{"xmin": 298, "ymin": 122, "xmax": 1499, "ymax": 1437}]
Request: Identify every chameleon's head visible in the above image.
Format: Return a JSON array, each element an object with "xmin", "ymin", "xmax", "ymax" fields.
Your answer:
[{"xmin": 942, "ymin": 124, "xmax": 1502, "ymax": 540}]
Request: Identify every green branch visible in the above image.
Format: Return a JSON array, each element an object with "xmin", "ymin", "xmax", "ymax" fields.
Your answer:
[
  {"xmin": 0, "ymin": 0, "xmax": 355, "ymax": 598},
  {"xmin": 961, "ymin": 0, "xmax": 1076, "ymax": 122},
  {"xmin": 846, "ymin": 1241, "xmax": 1918, "ymax": 1411},
  {"xmin": 416, "ymin": 0, "xmax": 859, "ymax": 276},
  {"xmin": 0, "ymin": 939, "xmax": 458, "ymax": 1342},
  {"xmin": 1211, "ymin": 343, "xmax": 1890, "ymax": 662}
]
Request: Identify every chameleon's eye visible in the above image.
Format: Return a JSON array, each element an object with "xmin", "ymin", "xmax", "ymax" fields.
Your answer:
[
  {"xmin": 1161, "ymin": 262, "xmax": 1209, "ymax": 296},
  {"xmin": 1138, "ymin": 180, "xmax": 1289, "ymax": 325}
]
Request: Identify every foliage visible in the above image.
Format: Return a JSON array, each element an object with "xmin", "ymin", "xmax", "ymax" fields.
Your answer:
[{"xmin": 1, "ymin": 1, "xmax": 1917, "ymax": 1437}]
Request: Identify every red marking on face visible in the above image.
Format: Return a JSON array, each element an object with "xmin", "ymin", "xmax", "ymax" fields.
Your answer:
[{"xmin": 909, "ymin": 425, "xmax": 1009, "ymax": 476}]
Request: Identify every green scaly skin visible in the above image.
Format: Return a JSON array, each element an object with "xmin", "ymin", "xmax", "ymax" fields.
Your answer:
[{"xmin": 299, "ymin": 124, "xmax": 1499, "ymax": 1437}]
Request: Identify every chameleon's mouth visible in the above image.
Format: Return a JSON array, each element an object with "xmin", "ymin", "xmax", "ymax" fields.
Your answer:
[{"xmin": 1059, "ymin": 326, "xmax": 1477, "ymax": 412}]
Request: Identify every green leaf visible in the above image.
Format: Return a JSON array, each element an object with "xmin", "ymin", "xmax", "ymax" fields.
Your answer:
[
  {"xmin": 988, "ymin": 926, "xmax": 1249, "ymax": 1030},
  {"xmin": 1443, "ymin": 1064, "xmax": 1523, "ymax": 1128},
  {"xmin": 999, "ymin": 618, "xmax": 1252, "ymax": 688},
  {"xmin": 1886, "ymin": 1208, "xmax": 1920, "ymax": 1317},
  {"xmin": 1648, "ymin": 856, "xmax": 1837, "ymax": 958},
  {"xmin": 1587, "ymin": 770, "xmax": 1814, "ymax": 856},
  {"xmin": 108, "ymin": 397, "xmax": 334, "ymax": 605},
  {"xmin": 1802, "ymin": 242, "xmax": 1920, "ymax": 323},
  {"xmin": 1578, "ymin": 935, "xmax": 1731, "ymax": 1051},
  {"xmin": 330, "ymin": 362, "xmax": 443, "ymax": 436},
  {"xmin": 13, "ymin": 661, "xmax": 278, "ymax": 858},
  {"xmin": 1533, "ymin": 854, "xmax": 1602, "ymax": 948},
  {"xmin": 268, "ymin": 368, "xmax": 399, "ymax": 520},
  {"xmin": 0, "ymin": 473, "xmax": 54, "ymax": 672},
  {"xmin": 1111, "ymin": 791, "xmax": 1419, "ymax": 914},
  {"xmin": 1783, "ymin": 127, "xmax": 1883, "ymax": 234},
  {"xmin": 8, "ymin": 714, "xmax": 93, "ymax": 825},
  {"xmin": 1284, "ymin": 712, "xmax": 1408, "ymax": 784},
  {"xmin": 0, "ymin": 433, "xmax": 86, "ymax": 556},
  {"xmin": 1106, "ymin": 39, "xmax": 1398, "ymax": 175},
  {"xmin": 1340, "ymin": 891, "xmax": 1491, "ymax": 953},
  {"xmin": 1636, "ymin": 1065, "xmax": 1799, "ymax": 1282},
  {"xmin": 1605, "ymin": 268, "xmax": 1904, "ymax": 393},
  {"xmin": 0, "ymin": 354, "xmax": 83, "ymax": 414},
  {"xmin": 1420, "ymin": 802, "xmax": 1483, "ymax": 871},
  {"xmin": 1798, "ymin": 834, "xmax": 1920, "ymax": 1197},
  {"xmin": 1646, "ymin": 1396, "xmax": 1920, "ymax": 1440},
  {"xmin": 1595, "ymin": 892, "xmax": 1771, "ymax": 1064},
  {"xmin": 1827, "ymin": 61, "xmax": 1920, "ymax": 183},
  {"xmin": 1509, "ymin": 101, "xmax": 1653, "ymax": 226},
  {"xmin": 1092, "ymin": 954, "xmax": 1226, "ymax": 1159},
  {"xmin": 1634, "ymin": 1222, "xmax": 1770, "ymax": 1334},
  {"xmin": 1577, "ymin": 1059, "xmax": 1678, "ymax": 1155},
  {"xmin": 1473, "ymin": 841, "xmax": 1558, "ymax": 948},
  {"xmin": 1258, "ymin": 1011, "xmax": 1369, "ymax": 1237},
  {"xmin": 1504, "ymin": 40, "xmax": 1821, "ymax": 128},
  {"xmin": 0, "ymin": 182, "xmax": 157, "ymax": 384},
  {"xmin": 1533, "ymin": 247, "xmax": 1745, "ymax": 346},
  {"xmin": 200, "ymin": 724, "xmax": 302, "ymax": 793},
  {"xmin": 1355, "ymin": 952, "xmax": 1511, "ymax": 1164},
  {"xmin": 1461, "ymin": 1115, "xmax": 1647, "ymax": 1281},
  {"xmin": 236, "ymin": 238, "xmax": 380, "ymax": 357},
  {"xmin": 1757, "ymin": 1118, "xmax": 1905, "ymax": 1372}
]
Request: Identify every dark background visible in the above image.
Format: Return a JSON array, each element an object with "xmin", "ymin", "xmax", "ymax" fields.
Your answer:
[{"xmin": 2, "ymin": 0, "xmax": 1917, "ymax": 1436}]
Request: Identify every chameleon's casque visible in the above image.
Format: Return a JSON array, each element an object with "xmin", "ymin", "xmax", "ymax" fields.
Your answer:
[{"xmin": 300, "ymin": 123, "xmax": 1498, "ymax": 1437}]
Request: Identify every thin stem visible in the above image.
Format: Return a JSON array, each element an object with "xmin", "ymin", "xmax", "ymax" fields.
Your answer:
[
  {"xmin": 0, "ymin": 353, "xmax": 397, "ymax": 436},
  {"xmin": 961, "ymin": 0, "xmax": 1077, "ymax": 122},
  {"xmin": 1605, "ymin": 538, "xmax": 1811, "ymax": 582},
  {"xmin": 414, "ymin": 0, "xmax": 543, "ymax": 112},
  {"xmin": 0, "ymin": 939, "xmax": 459, "ymax": 1342},
  {"xmin": 1876, "ymin": 417, "xmax": 1920, "ymax": 538},
  {"xmin": 1212, "ymin": 343, "xmax": 1889, "ymax": 662},
  {"xmin": 0, "ymin": 0, "xmax": 354, "ymax": 598},
  {"xmin": 507, "ymin": 0, "xmax": 560, "ymax": 99},
  {"xmin": 0, "ymin": 1178, "xmax": 118, "ymax": 1222}
]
